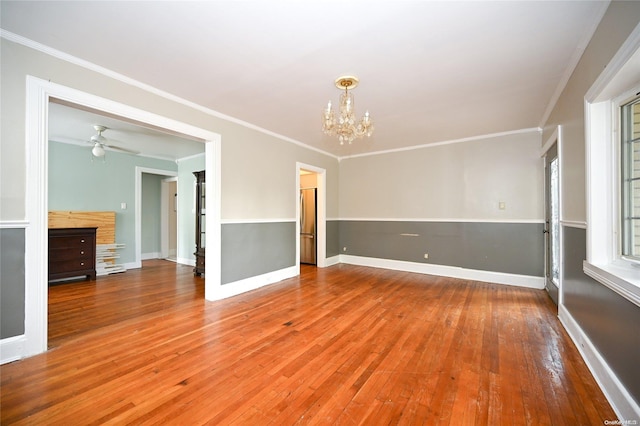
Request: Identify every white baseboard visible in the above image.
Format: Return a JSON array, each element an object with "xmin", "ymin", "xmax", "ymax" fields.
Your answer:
[
  {"xmin": 0, "ymin": 335, "xmax": 26, "ymax": 365},
  {"xmin": 176, "ymin": 257, "xmax": 196, "ymax": 267},
  {"xmin": 324, "ymin": 255, "xmax": 340, "ymax": 267},
  {"xmin": 127, "ymin": 257, "xmax": 193, "ymax": 269},
  {"xmin": 124, "ymin": 261, "xmax": 140, "ymax": 270},
  {"xmin": 141, "ymin": 252, "xmax": 161, "ymax": 260},
  {"xmin": 212, "ymin": 266, "xmax": 298, "ymax": 300},
  {"xmin": 559, "ymin": 304, "xmax": 640, "ymax": 422},
  {"xmin": 339, "ymin": 255, "xmax": 545, "ymax": 289}
]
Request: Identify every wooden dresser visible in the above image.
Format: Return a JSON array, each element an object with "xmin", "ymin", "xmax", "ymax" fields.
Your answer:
[{"xmin": 48, "ymin": 227, "xmax": 97, "ymax": 282}]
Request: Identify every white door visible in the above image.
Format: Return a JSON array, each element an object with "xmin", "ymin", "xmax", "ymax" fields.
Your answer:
[{"xmin": 544, "ymin": 143, "xmax": 560, "ymax": 304}]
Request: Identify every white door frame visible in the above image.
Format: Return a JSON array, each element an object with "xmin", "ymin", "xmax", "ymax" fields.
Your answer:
[
  {"xmin": 136, "ymin": 168, "xmax": 178, "ymax": 266},
  {"xmin": 23, "ymin": 76, "xmax": 221, "ymax": 359},
  {"xmin": 296, "ymin": 162, "xmax": 327, "ymax": 272},
  {"xmin": 161, "ymin": 177, "xmax": 178, "ymax": 260},
  {"xmin": 540, "ymin": 125, "xmax": 563, "ymax": 305}
]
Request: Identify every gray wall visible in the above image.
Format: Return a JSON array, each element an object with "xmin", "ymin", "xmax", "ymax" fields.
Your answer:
[
  {"xmin": 563, "ymin": 226, "xmax": 640, "ymax": 405},
  {"xmin": 340, "ymin": 220, "xmax": 544, "ymax": 277},
  {"xmin": 326, "ymin": 220, "xmax": 340, "ymax": 258},
  {"xmin": 221, "ymin": 222, "xmax": 295, "ymax": 284},
  {"xmin": 0, "ymin": 228, "xmax": 25, "ymax": 338}
]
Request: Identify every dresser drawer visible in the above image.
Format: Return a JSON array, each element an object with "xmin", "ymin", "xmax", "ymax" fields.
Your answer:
[
  {"xmin": 49, "ymin": 247, "xmax": 94, "ymax": 262},
  {"xmin": 50, "ymin": 259, "xmax": 94, "ymax": 274},
  {"xmin": 50, "ymin": 235, "xmax": 94, "ymax": 248}
]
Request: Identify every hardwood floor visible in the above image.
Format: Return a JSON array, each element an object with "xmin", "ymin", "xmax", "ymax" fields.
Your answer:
[{"xmin": 1, "ymin": 260, "xmax": 615, "ymax": 425}]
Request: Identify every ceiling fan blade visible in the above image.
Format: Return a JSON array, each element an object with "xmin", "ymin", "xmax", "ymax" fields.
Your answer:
[{"xmin": 105, "ymin": 144, "xmax": 140, "ymax": 155}]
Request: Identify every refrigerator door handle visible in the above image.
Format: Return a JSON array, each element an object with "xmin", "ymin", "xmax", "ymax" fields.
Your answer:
[{"xmin": 300, "ymin": 191, "xmax": 305, "ymax": 229}]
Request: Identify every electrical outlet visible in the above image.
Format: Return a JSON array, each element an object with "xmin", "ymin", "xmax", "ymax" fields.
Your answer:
[
  {"xmin": 424, "ymin": 253, "xmax": 429, "ymax": 259},
  {"xmin": 343, "ymin": 247, "xmax": 347, "ymax": 252}
]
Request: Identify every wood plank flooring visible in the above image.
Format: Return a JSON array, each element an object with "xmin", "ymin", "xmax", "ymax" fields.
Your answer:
[{"xmin": 1, "ymin": 260, "xmax": 616, "ymax": 425}]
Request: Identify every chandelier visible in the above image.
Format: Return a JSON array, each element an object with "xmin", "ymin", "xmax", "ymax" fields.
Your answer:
[{"xmin": 322, "ymin": 76, "xmax": 373, "ymax": 145}]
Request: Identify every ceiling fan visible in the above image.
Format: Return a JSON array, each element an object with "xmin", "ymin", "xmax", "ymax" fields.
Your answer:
[{"xmin": 88, "ymin": 125, "xmax": 140, "ymax": 157}]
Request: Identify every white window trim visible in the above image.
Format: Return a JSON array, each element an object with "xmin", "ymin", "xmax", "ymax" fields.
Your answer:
[{"xmin": 584, "ymin": 25, "xmax": 640, "ymax": 308}]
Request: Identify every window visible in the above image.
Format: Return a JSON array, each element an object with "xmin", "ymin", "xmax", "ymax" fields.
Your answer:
[
  {"xmin": 583, "ymin": 39, "xmax": 640, "ymax": 307},
  {"xmin": 621, "ymin": 96, "xmax": 640, "ymax": 261}
]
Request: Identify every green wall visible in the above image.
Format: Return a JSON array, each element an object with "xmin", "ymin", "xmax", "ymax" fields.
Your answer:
[{"xmin": 48, "ymin": 141, "xmax": 178, "ymax": 264}]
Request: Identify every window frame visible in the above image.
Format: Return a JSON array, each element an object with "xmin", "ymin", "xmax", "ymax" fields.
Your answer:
[
  {"xmin": 620, "ymin": 96, "xmax": 640, "ymax": 262},
  {"xmin": 582, "ymin": 25, "xmax": 640, "ymax": 308},
  {"xmin": 584, "ymin": 85, "xmax": 640, "ymax": 309}
]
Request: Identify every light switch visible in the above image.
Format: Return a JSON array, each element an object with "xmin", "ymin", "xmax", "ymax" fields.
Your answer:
[
  {"xmin": 121, "ymin": 202, "xmax": 127, "ymax": 210},
  {"xmin": 499, "ymin": 201, "xmax": 506, "ymax": 210}
]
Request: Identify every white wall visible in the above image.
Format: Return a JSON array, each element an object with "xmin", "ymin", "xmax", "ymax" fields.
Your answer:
[
  {"xmin": 221, "ymin": 126, "xmax": 338, "ymax": 221},
  {"xmin": 339, "ymin": 130, "xmax": 543, "ymax": 221},
  {"xmin": 0, "ymin": 38, "xmax": 339, "ymax": 225}
]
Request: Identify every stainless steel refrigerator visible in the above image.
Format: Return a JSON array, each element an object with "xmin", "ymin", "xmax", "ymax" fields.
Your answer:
[{"xmin": 300, "ymin": 188, "xmax": 317, "ymax": 265}]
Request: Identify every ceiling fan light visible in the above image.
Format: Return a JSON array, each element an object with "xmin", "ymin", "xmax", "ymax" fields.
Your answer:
[{"xmin": 92, "ymin": 143, "xmax": 106, "ymax": 157}]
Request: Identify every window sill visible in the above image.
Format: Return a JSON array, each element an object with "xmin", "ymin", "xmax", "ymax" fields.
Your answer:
[{"xmin": 583, "ymin": 261, "xmax": 640, "ymax": 308}]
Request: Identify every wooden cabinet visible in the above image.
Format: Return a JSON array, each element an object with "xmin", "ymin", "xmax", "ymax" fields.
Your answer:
[
  {"xmin": 49, "ymin": 227, "xmax": 97, "ymax": 282},
  {"xmin": 194, "ymin": 170, "xmax": 205, "ymax": 276}
]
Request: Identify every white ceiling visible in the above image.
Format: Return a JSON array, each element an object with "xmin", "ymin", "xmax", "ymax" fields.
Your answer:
[
  {"xmin": 1, "ymin": 1, "xmax": 610, "ymax": 158},
  {"xmin": 47, "ymin": 101, "xmax": 206, "ymax": 162}
]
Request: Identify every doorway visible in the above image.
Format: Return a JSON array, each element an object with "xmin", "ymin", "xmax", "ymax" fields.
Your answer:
[
  {"xmin": 162, "ymin": 178, "xmax": 178, "ymax": 262},
  {"xmin": 544, "ymin": 140, "xmax": 560, "ymax": 305},
  {"xmin": 296, "ymin": 163, "xmax": 326, "ymax": 272},
  {"xmin": 139, "ymin": 169, "xmax": 178, "ymax": 264},
  {"xmin": 300, "ymin": 172, "xmax": 318, "ymax": 265},
  {"xmin": 22, "ymin": 76, "xmax": 221, "ymax": 359}
]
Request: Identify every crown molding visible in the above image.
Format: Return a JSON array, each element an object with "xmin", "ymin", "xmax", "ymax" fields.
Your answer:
[
  {"xmin": 339, "ymin": 127, "xmax": 542, "ymax": 161},
  {"xmin": 0, "ymin": 29, "xmax": 339, "ymax": 161}
]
